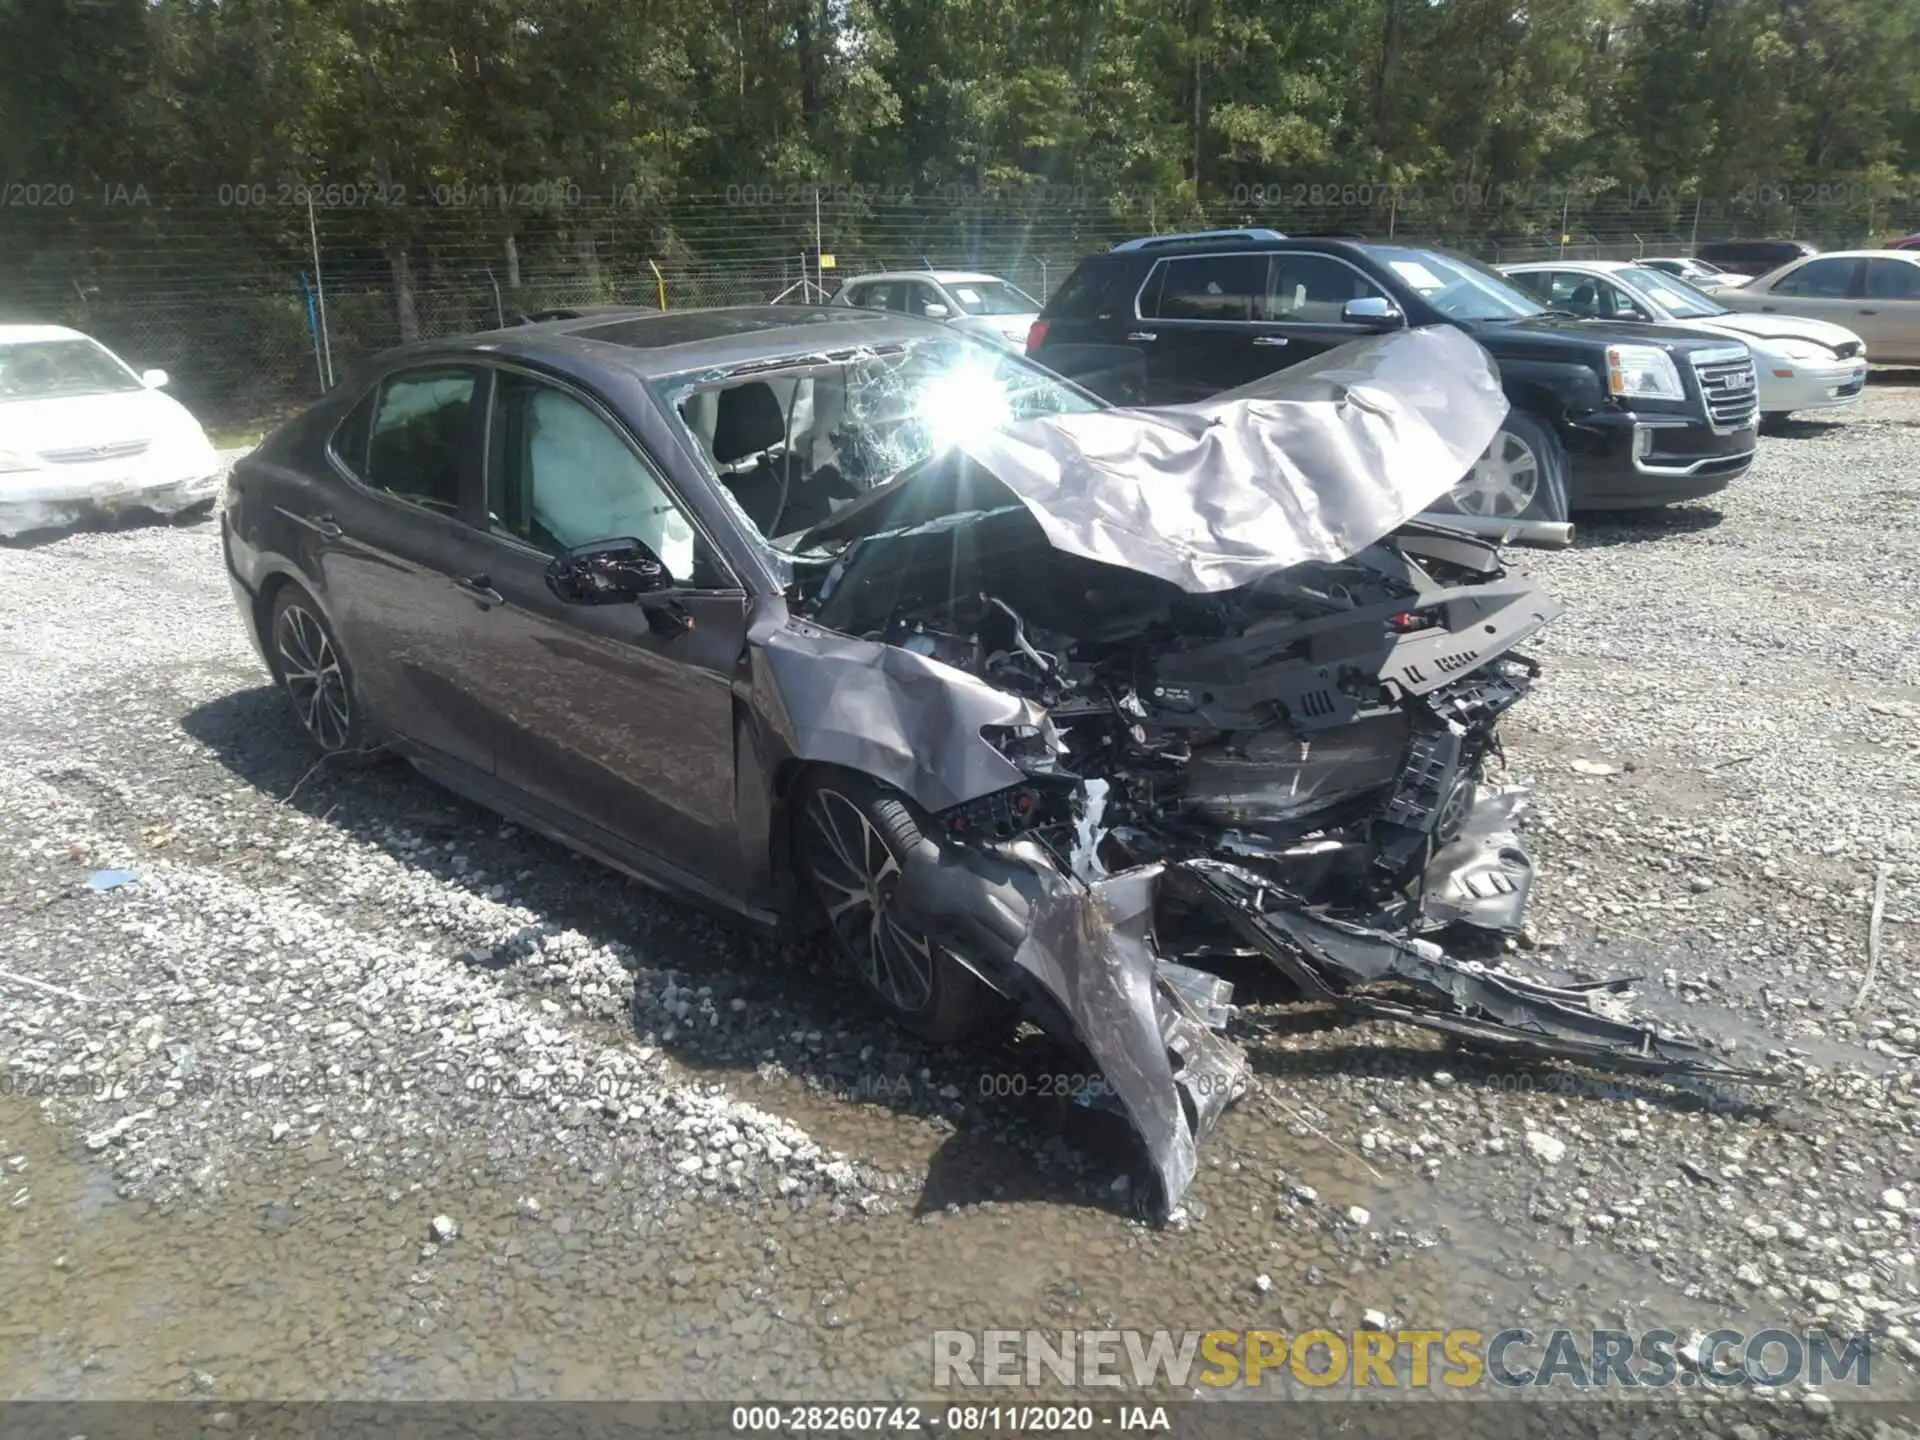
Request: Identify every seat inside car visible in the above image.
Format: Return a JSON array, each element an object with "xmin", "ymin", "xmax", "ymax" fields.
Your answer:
[
  {"xmin": 708, "ymin": 381, "xmax": 791, "ymax": 535},
  {"xmin": 1567, "ymin": 281, "xmax": 1599, "ymax": 317}
]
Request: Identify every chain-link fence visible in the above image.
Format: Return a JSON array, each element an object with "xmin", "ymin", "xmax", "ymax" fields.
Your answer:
[{"xmin": 4, "ymin": 182, "xmax": 1916, "ymax": 425}]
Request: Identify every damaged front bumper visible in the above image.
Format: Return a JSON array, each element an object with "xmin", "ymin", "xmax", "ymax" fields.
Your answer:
[
  {"xmin": 892, "ymin": 785, "xmax": 1775, "ymax": 1222},
  {"xmin": 0, "ymin": 468, "xmax": 222, "ymax": 539}
]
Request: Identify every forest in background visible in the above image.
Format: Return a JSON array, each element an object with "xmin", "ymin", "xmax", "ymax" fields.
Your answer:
[{"xmin": 3, "ymin": 0, "xmax": 1917, "ymax": 416}]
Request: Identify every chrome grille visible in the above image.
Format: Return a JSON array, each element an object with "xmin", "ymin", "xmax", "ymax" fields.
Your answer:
[
  {"xmin": 1690, "ymin": 350, "xmax": 1758, "ymax": 431},
  {"xmin": 41, "ymin": 438, "xmax": 150, "ymax": 464}
]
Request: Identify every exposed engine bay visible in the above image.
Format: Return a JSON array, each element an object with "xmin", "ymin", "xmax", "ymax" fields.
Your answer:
[
  {"xmin": 809, "ymin": 504, "xmax": 1544, "ymax": 926},
  {"xmin": 669, "ymin": 326, "xmax": 1777, "ymax": 1220},
  {"xmin": 781, "ymin": 499, "xmax": 1772, "ymax": 1217}
]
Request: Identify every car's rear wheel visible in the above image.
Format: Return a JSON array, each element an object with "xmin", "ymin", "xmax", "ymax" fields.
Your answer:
[
  {"xmin": 268, "ymin": 584, "xmax": 369, "ymax": 756},
  {"xmin": 1445, "ymin": 411, "xmax": 1569, "ymax": 521},
  {"xmin": 794, "ymin": 770, "xmax": 1010, "ymax": 1044}
]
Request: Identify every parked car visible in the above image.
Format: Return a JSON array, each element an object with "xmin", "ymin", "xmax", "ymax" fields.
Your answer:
[
  {"xmin": 1026, "ymin": 231, "xmax": 1759, "ymax": 519},
  {"xmin": 1693, "ymin": 238, "xmax": 1821, "ymax": 277},
  {"xmin": 1640, "ymin": 256, "xmax": 1751, "ymax": 290},
  {"xmin": 829, "ymin": 269, "xmax": 1040, "ymax": 349},
  {"xmin": 1502, "ymin": 260, "xmax": 1868, "ymax": 421},
  {"xmin": 1886, "ymin": 234, "xmax": 1920, "ymax": 251},
  {"xmin": 222, "ymin": 306, "xmax": 1747, "ymax": 1216},
  {"xmin": 0, "ymin": 323, "xmax": 223, "ymax": 538},
  {"xmin": 1714, "ymin": 250, "xmax": 1920, "ymax": 365}
]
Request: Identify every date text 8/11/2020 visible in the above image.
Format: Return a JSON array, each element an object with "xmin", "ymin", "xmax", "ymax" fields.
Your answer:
[{"xmin": 729, "ymin": 1404, "xmax": 1173, "ymax": 1433}]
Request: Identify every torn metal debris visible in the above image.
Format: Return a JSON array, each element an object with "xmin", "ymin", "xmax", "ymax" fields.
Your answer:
[{"xmin": 671, "ymin": 324, "xmax": 1777, "ymax": 1219}]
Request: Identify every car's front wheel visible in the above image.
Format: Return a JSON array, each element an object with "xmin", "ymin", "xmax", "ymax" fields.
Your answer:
[
  {"xmin": 1443, "ymin": 410, "xmax": 1570, "ymax": 521},
  {"xmin": 268, "ymin": 583, "xmax": 371, "ymax": 756},
  {"xmin": 793, "ymin": 770, "xmax": 1011, "ymax": 1044}
]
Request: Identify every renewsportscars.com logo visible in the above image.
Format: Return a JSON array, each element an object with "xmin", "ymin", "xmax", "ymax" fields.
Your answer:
[{"xmin": 931, "ymin": 1328, "xmax": 1875, "ymax": 1392}]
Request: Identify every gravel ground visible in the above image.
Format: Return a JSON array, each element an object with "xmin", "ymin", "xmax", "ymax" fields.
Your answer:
[{"xmin": 2, "ymin": 386, "xmax": 1918, "ymax": 1425}]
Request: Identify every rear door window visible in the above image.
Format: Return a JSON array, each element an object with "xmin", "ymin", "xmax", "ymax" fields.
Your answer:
[
  {"xmin": 1148, "ymin": 254, "xmax": 1269, "ymax": 322},
  {"xmin": 1864, "ymin": 259, "xmax": 1920, "ymax": 299},
  {"xmin": 356, "ymin": 367, "xmax": 480, "ymax": 514},
  {"xmin": 1771, "ymin": 258, "xmax": 1859, "ymax": 298}
]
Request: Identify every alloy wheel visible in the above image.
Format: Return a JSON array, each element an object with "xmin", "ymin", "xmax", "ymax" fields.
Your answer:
[
  {"xmin": 802, "ymin": 787, "xmax": 936, "ymax": 1014},
  {"xmin": 274, "ymin": 602, "xmax": 352, "ymax": 751},
  {"xmin": 1452, "ymin": 429, "xmax": 1542, "ymax": 518}
]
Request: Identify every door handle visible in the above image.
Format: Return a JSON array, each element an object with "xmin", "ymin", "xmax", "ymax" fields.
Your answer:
[
  {"xmin": 1858, "ymin": 308, "xmax": 1878, "ymax": 316},
  {"xmin": 1125, "ymin": 331, "xmax": 1157, "ymax": 342},
  {"xmin": 454, "ymin": 574, "xmax": 504, "ymax": 606},
  {"xmin": 312, "ymin": 513, "xmax": 343, "ymax": 539},
  {"xmin": 1759, "ymin": 306, "xmax": 1776, "ymax": 312},
  {"xmin": 1252, "ymin": 335, "xmax": 1291, "ymax": 346}
]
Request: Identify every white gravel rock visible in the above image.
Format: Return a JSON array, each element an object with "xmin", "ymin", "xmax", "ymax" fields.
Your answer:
[{"xmin": 1524, "ymin": 1131, "xmax": 1567, "ymax": 1166}]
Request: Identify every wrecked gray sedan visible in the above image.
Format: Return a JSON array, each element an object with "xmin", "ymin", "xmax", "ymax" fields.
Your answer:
[{"xmin": 223, "ymin": 307, "xmax": 1762, "ymax": 1220}]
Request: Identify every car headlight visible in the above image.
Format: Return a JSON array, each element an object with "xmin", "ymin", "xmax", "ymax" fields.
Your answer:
[
  {"xmin": 1606, "ymin": 345, "xmax": 1686, "ymax": 401},
  {"xmin": 1773, "ymin": 339, "xmax": 1827, "ymax": 362}
]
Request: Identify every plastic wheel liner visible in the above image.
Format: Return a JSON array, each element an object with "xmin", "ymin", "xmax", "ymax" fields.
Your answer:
[{"xmin": 708, "ymin": 326, "xmax": 1775, "ymax": 1222}]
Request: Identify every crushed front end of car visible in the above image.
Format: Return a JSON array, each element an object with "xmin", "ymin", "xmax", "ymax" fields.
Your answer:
[{"xmin": 757, "ymin": 326, "xmax": 1771, "ymax": 1219}]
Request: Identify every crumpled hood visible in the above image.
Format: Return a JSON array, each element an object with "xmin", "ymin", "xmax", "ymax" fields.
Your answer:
[{"xmin": 951, "ymin": 326, "xmax": 1508, "ymax": 593}]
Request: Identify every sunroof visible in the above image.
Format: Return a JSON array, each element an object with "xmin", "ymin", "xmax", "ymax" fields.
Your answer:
[{"xmin": 578, "ymin": 308, "xmax": 872, "ymax": 350}]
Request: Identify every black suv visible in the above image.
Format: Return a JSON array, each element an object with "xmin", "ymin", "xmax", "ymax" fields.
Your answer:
[
  {"xmin": 1027, "ymin": 231, "xmax": 1760, "ymax": 517},
  {"xmin": 1694, "ymin": 238, "xmax": 1820, "ymax": 277}
]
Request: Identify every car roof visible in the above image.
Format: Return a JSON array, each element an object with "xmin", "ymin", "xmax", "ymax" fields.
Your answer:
[
  {"xmin": 0, "ymin": 323, "xmax": 93, "ymax": 344},
  {"xmin": 1080, "ymin": 236, "xmax": 1443, "ymax": 269},
  {"xmin": 1779, "ymin": 249, "xmax": 1920, "ymax": 261},
  {"xmin": 376, "ymin": 305, "xmax": 959, "ymax": 381},
  {"xmin": 1504, "ymin": 259, "xmax": 1636, "ymax": 273},
  {"xmin": 839, "ymin": 270, "xmax": 1007, "ymax": 286}
]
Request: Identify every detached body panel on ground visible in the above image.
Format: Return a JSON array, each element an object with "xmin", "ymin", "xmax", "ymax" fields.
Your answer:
[
  {"xmin": 0, "ymin": 324, "xmax": 224, "ymax": 538},
  {"xmin": 222, "ymin": 308, "xmax": 1763, "ymax": 1218}
]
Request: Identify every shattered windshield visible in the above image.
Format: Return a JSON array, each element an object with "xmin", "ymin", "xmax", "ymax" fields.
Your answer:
[
  {"xmin": 0, "ymin": 339, "xmax": 144, "ymax": 401},
  {"xmin": 659, "ymin": 335, "xmax": 1099, "ymax": 551}
]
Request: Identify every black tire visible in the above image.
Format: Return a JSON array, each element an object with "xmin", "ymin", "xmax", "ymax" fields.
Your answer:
[
  {"xmin": 1440, "ymin": 409, "xmax": 1570, "ymax": 522},
  {"xmin": 267, "ymin": 583, "xmax": 373, "ymax": 757},
  {"xmin": 793, "ymin": 769, "xmax": 1011, "ymax": 1044}
]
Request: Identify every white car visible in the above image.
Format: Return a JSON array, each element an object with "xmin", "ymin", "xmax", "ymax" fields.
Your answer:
[
  {"xmin": 828, "ymin": 270, "xmax": 1041, "ymax": 350},
  {"xmin": 0, "ymin": 324, "xmax": 223, "ymax": 537},
  {"xmin": 1712, "ymin": 250, "xmax": 1920, "ymax": 366},
  {"xmin": 1640, "ymin": 257, "xmax": 1751, "ymax": 290},
  {"xmin": 1501, "ymin": 261, "xmax": 1868, "ymax": 420}
]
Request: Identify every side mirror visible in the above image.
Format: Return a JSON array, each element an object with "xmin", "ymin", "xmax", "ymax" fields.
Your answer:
[
  {"xmin": 1615, "ymin": 307, "xmax": 1647, "ymax": 322},
  {"xmin": 922, "ymin": 302, "xmax": 951, "ymax": 320},
  {"xmin": 140, "ymin": 368, "xmax": 169, "ymax": 389},
  {"xmin": 546, "ymin": 537, "xmax": 695, "ymax": 636},
  {"xmin": 545, "ymin": 537, "xmax": 673, "ymax": 604},
  {"xmin": 1342, "ymin": 297, "xmax": 1403, "ymax": 329}
]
